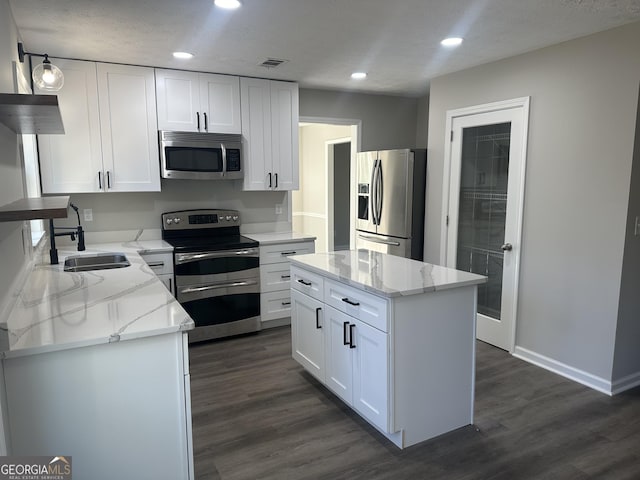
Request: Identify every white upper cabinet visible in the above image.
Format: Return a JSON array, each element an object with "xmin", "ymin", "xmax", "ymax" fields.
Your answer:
[
  {"xmin": 241, "ymin": 78, "xmax": 299, "ymax": 191},
  {"xmin": 97, "ymin": 63, "xmax": 160, "ymax": 192},
  {"xmin": 38, "ymin": 59, "xmax": 160, "ymax": 194},
  {"xmin": 37, "ymin": 59, "xmax": 103, "ymax": 193},
  {"xmin": 155, "ymin": 69, "xmax": 241, "ymax": 134}
]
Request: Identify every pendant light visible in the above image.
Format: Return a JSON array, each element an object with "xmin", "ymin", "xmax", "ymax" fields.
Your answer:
[
  {"xmin": 32, "ymin": 54, "xmax": 64, "ymax": 91},
  {"xmin": 17, "ymin": 42, "xmax": 65, "ymax": 92}
]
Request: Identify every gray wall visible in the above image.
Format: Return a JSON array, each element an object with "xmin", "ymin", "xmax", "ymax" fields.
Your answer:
[
  {"xmin": 613, "ymin": 84, "xmax": 640, "ymax": 381},
  {"xmin": 299, "ymin": 88, "xmax": 419, "ymax": 151},
  {"xmin": 426, "ymin": 22, "xmax": 640, "ymax": 381}
]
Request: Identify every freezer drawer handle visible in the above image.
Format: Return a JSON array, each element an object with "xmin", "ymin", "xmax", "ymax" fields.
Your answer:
[
  {"xmin": 297, "ymin": 279, "xmax": 312, "ymax": 286},
  {"xmin": 341, "ymin": 297, "xmax": 360, "ymax": 307},
  {"xmin": 357, "ymin": 233, "xmax": 401, "ymax": 247},
  {"xmin": 315, "ymin": 307, "xmax": 322, "ymax": 329}
]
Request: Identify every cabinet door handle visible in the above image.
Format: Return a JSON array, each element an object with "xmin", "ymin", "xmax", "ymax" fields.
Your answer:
[
  {"xmin": 281, "ymin": 251, "xmax": 296, "ymax": 256},
  {"xmin": 196, "ymin": 112, "xmax": 200, "ymax": 131},
  {"xmin": 297, "ymin": 279, "xmax": 311, "ymax": 286},
  {"xmin": 275, "ymin": 173, "xmax": 278, "ymax": 188},
  {"xmin": 146, "ymin": 261, "xmax": 164, "ymax": 268},
  {"xmin": 203, "ymin": 112, "xmax": 208, "ymax": 131},
  {"xmin": 98, "ymin": 171, "xmax": 103, "ymax": 190},
  {"xmin": 268, "ymin": 172, "xmax": 272, "ymax": 188},
  {"xmin": 349, "ymin": 324, "xmax": 356, "ymax": 348},
  {"xmin": 280, "ymin": 274, "xmax": 291, "ymax": 280},
  {"xmin": 315, "ymin": 307, "xmax": 322, "ymax": 329},
  {"xmin": 281, "ymin": 301, "xmax": 291, "ymax": 306},
  {"xmin": 107, "ymin": 171, "xmax": 111, "ymax": 189},
  {"xmin": 343, "ymin": 321, "xmax": 350, "ymax": 345},
  {"xmin": 341, "ymin": 297, "xmax": 360, "ymax": 307},
  {"xmin": 169, "ymin": 277, "xmax": 173, "ymax": 294}
]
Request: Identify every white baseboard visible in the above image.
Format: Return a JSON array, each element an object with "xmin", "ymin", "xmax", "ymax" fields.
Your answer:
[
  {"xmin": 512, "ymin": 346, "xmax": 612, "ymax": 396},
  {"xmin": 611, "ymin": 371, "xmax": 640, "ymax": 395}
]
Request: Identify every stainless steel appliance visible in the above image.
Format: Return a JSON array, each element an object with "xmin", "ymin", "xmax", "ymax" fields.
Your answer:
[
  {"xmin": 161, "ymin": 209, "xmax": 260, "ymax": 342},
  {"xmin": 355, "ymin": 149, "xmax": 427, "ymax": 260},
  {"xmin": 159, "ymin": 130, "xmax": 243, "ymax": 180}
]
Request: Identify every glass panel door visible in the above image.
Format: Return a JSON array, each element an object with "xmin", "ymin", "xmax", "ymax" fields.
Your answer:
[{"xmin": 455, "ymin": 123, "xmax": 511, "ymax": 319}]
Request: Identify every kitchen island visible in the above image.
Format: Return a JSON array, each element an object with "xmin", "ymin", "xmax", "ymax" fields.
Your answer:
[
  {"xmin": 0, "ymin": 241, "xmax": 194, "ymax": 479},
  {"xmin": 289, "ymin": 249, "xmax": 486, "ymax": 448}
]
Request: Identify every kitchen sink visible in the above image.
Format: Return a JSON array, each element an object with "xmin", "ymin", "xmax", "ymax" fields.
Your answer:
[{"xmin": 63, "ymin": 253, "xmax": 130, "ymax": 272}]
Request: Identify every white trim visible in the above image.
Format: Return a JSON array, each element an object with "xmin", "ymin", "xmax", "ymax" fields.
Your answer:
[
  {"xmin": 513, "ymin": 346, "xmax": 612, "ymax": 395},
  {"xmin": 611, "ymin": 371, "xmax": 640, "ymax": 395},
  {"xmin": 441, "ymin": 97, "xmax": 530, "ymax": 353}
]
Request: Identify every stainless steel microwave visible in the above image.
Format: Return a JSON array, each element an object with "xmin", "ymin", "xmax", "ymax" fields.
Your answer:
[{"xmin": 159, "ymin": 130, "xmax": 243, "ymax": 180}]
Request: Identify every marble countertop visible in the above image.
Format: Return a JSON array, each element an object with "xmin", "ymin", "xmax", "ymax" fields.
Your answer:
[
  {"xmin": 289, "ymin": 250, "xmax": 487, "ymax": 298},
  {"xmin": 244, "ymin": 231, "xmax": 316, "ymax": 245},
  {"xmin": 2, "ymin": 240, "xmax": 193, "ymax": 359}
]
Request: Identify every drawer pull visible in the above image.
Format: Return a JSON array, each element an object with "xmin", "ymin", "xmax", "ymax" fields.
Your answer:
[
  {"xmin": 146, "ymin": 261, "xmax": 164, "ymax": 268},
  {"xmin": 349, "ymin": 324, "xmax": 356, "ymax": 349},
  {"xmin": 341, "ymin": 297, "xmax": 360, "ymax": 307},
  {"xmin": 281, "ymin": 301, "xmax": 291, "ymax": 306},
  {"xmin": 281, "ymin": 274, "xmax": 291, "ymax": 279},
  {"xmin": 343, "ymin": 321, "xmax": 350, "ymax": 345},
  {"xmin": 297, "ymin": 279, "xmax": 312, "ymax": 286},
  {"xmin": 281, "ymin": 251, "xmax": 297, "ymax": 256},
  {"xmin": 315, "ymin": 307, "xmax": 322, "ymax": 329}
]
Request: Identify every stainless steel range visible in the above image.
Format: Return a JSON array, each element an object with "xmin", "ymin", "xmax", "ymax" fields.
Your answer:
[{"xmin": 161, "ymin": 209, "xmax": 260, "ymax": 342}]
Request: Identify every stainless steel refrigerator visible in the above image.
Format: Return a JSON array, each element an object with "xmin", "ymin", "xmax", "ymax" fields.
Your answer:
[{"xmin": 355, "ymin": 149, "xmax": 427, "ymax": 260}]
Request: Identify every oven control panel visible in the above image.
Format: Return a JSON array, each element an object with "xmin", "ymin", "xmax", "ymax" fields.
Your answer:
[{"xmin": 162, "ymin": 209, "xmax": 240, "ymax": 230}]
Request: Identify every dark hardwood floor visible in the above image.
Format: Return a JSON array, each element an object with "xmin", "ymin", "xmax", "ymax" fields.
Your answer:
[{"xmin": 189, "ymin": 326, "xmax": 640, "ymax": 480}]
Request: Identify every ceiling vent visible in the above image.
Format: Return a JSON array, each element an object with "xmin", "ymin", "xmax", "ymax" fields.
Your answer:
[{"xmin": 259, "ymin": 58, "xmax": 288, "ymax": 68}]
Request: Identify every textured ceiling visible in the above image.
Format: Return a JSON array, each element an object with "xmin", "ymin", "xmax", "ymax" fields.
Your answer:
[{"xmin": 9, "ymin": 0, "xmax": 640, "ymax": 96}]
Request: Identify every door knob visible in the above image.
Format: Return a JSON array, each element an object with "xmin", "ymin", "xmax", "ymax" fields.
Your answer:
[{"xmin": 501, "ymin": 243, "xmax": 513, "ymax": 251}]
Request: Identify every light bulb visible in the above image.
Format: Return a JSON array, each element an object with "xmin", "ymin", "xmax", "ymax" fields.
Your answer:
[{"xmin": 42, "ymin": 65, "xmax": 56, "ymax": 84}]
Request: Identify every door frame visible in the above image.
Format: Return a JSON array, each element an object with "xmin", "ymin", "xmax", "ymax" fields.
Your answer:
[
  {"xmin": 440, "ymin": 97, "xmax": 530, "ymax": 353},
  {"xmin": 325, "ymin": 137, "xmax": 352, "ymax": 252}
]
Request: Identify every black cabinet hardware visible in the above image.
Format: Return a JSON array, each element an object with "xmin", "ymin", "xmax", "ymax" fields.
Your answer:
[
  {"xmin": 98, "ymin": 171, "xmax": 102, "ymax": 189},
  {"xmin": 275, "ymin": 173, "xmax": 278, "ymax": 188},
  {"xmin": 196, "ymin": 112, "xmax": 200, "ymax": 130},
  {"xmin": 281, "ymin": 301, "xmax": 291, "ymax": 306},
  {"xmin": 280, "ymin": 274, "xmax": 291, "ymax": 279},
  {"xmin": 297, "ymin": 279, "xmax": 312, "ymax": 286},
  {"xmin": 341, "ymin": 297, "xmax": 360, "ymax": 306},
  {"xmin": 315, "ymin": 307, "xmax": 321, "ymax": 329},
  {"xmin": 349, "ymin": 324, "xmax": 356, "ymax": 348},
  {"xmin": 343, "ymin": 321, "xmax": 349, "ymax": 345},
  {"xmin": 281, "ymin": 251, "xmax": 296, "ymax": 256},
  {"xmin": 107, "ymin": 171, "xmax": 111, "ymax": 189},
  {"xmin": 204, "ymin": 112, "xmax": 208, "ymax": 131}
]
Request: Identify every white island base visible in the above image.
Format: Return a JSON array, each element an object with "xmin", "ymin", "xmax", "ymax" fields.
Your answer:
[{"xmin": 289, "ymin": 250, "xmax": 486, "ymax": 449}]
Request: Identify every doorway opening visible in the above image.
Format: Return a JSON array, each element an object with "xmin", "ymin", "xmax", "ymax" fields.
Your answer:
[{"xmin": 292, "ymin": 119, "xmax": 360, "ymax": 253}]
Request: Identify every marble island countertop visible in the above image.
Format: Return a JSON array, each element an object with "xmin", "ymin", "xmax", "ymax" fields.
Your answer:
[
  {"xmin": 2, "ymin": 240, "xmax": 193, "ymax": 359},
  {"xmin": 289, "ymin": 250, "xmax": 487, "ymax": 298}
]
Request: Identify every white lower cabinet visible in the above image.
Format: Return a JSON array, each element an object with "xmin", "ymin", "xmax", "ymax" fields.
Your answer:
[
  {"xmin": 258, "ymin": 239, "xmax": 315, "ymax": 326},
  {"xmin": 290, "ymin": 289, "xmax": 325, "ymax": 381},
  {"xmin": 140, "ymin": 251, "xmax": 174, "ymax": 295}
]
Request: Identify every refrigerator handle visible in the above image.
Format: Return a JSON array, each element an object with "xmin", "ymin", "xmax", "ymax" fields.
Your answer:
[
  {"xmin": 370, "ymin": 159, "xmax": 379, "ymax": 225},
  {"xmin": 376, "ymin": 159, "xmax": 383, "ymax": 226}
]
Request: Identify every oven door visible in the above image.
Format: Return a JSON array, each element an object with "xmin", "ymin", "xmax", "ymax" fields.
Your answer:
[{"xmin": 174, "ymin": 248, "xmax": 260, "ymax": 340}]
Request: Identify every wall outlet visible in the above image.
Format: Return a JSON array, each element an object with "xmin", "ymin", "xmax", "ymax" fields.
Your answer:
[
  {"xmin": 275, "ymin": 204, "xmax": 283, "ymax": 215},
  {"xmin": 84, "ymin": 209, "xmax": 93, "ymax": 222}
]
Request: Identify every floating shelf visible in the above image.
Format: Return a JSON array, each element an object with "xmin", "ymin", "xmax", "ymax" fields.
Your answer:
[
  {"xmin": 0, "ymin": 196, "xmax": 70, "ymax": 222},
  {"xmin": 0, "ymin": 93, "xmax": 64, "ymax": 134}
]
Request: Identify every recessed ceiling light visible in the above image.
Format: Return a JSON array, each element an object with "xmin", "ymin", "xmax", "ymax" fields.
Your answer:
[
  {"xmin": 173, "ymin": 52, "xmax": 194, "ymax": 59},
  {"xmin": 441, "ymin": 37, "xmax": 463, "ymax": 47},
  {"xmin": 351, "ymin": 72, "xmax": 367, "ymax": 80},
  {"xmin": 214, "ymin": 0, "xmax": 241, "ymax": 9}
]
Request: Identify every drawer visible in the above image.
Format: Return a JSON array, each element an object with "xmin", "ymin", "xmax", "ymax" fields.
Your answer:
[
  {"xmin": 261, "ymin": 291, "xmax": 292, "ymax": 322},
  {"xmin": 290, "ymin": 265, "xmax": 323, "ymax": 302},
  {"xmin": 140, "ymin": 252, "xmax": 173, "ymax": 275},
  {"xmin": 260, "ymin": 263, "xmax": 292, "ymax": 293},
  {"xmin": 324, "ymin": 279, "xmax": 388, "ymax": 332},
  {"xmin": 260, "ymin": 241, "xmax": 315, "ymax": 265}
]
